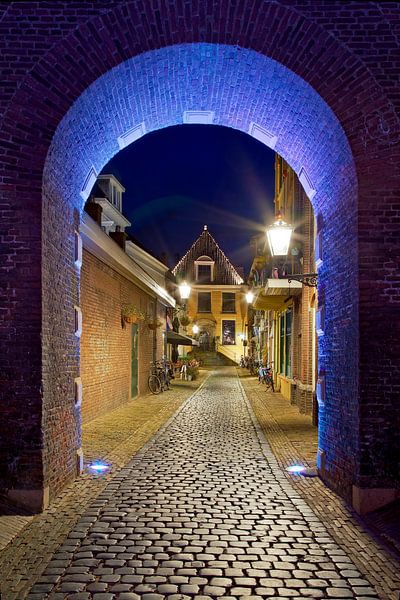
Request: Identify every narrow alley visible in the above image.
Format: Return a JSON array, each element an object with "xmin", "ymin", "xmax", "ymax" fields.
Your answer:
[{"xmin": 20, "ymin": 369, "xmax": 387, "ymax": 600}]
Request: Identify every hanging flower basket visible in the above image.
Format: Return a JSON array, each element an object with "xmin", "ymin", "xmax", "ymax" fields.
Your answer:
[
  {"xmin": 121, "ymin": 304, "xmax": 145, "ymax": 324},
  {"xmin": 179, "ymin": 314, "xmax": 191, "ymax": 327},
  {"xmin": 147, "ymin": 318, "xmax": 163, "ymax": 331}
]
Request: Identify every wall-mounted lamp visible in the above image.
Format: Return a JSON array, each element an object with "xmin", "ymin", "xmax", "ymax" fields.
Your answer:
[
  {"xmin": 245, "ymin": 290, "xmax": 254, "ymax": 304},
  {"xmin": 179, "ymin": 281, "xmax": 191, "ymax": 300},
  {"xmin": 266, "ymin": 214, "xmax": 318, "ymax": 288},
  {"xmin": 266, "ymin": 213, "xmax": 293, "ymax": 257}
]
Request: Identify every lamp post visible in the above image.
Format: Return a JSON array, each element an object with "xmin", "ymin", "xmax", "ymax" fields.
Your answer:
[{"xmin": 266, "ymin": 214, "xmax": 318, "ymax": 287}]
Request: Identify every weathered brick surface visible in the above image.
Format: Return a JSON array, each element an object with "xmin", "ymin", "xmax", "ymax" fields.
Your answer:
[
  {"xmin": 80, "ymin": 249, "xmax": 159, "ymax": 424},
  {"xmin": 0, "ymin": 1, "xmax": 399, "ymax": 507}
]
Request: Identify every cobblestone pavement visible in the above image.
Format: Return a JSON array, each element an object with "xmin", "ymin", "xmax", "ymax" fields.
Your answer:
[
  {"xmin": 22, "ymin": 368, "xmax": 390, "ymax": 600},
  {"xmin": 0, "ymin": 373, "xmax": 208, "ymax": 598},
  {"xmin": 240, "ymin": 372, "xmax": 400, "ymax": 600}
]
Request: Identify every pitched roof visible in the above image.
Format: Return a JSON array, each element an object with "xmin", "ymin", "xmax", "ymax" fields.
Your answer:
[{"xmin": 172, "ymin": 225, "xmax": 244, "ymax": 285}]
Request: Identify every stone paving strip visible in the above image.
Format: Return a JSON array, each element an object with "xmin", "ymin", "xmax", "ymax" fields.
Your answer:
[
  {"xmin": 239, "ymin": 371, "xmax": 400, "ymax": 600},
  {"xmin": 0, "ymin": 372, "xmax": 209, "ymax": 599},
  {"xmin": 19, "ymin": 368, "xmax": 390, "ymax": 599}
]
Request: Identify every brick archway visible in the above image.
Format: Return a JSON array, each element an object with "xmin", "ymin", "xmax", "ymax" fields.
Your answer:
[{"xmin": 1, "ymin": 2, "xmax": 399, "ymax": 513}]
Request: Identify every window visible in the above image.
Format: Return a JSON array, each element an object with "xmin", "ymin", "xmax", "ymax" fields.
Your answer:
[
  {"xmin": 285, "ymin": 310, "xmax": 292, "ymax": 377},
  {"xmin": 279, "ymin": 316, "xmax": 285, "ymax": 374},
  {"xmin": 197, "ymin": 264, "xmax": 212, "ymax": 283},
  {"xmin": 222, "ymin": 292, "xmax": 235, "ymax": 313},
  {"xmin": 279, "ymin": 310, "xmax": 292, "ymax": 377},
  {"xmin": 195, "ymin": 256, "xmax": 214, "ymax": 282},
  {"xmin": 197, "ymin": 292, "xmax": 211, "ymax": 313},
  {"xmin": 222, "ymin": 320, "xmax": 235, "ymax": 345},
  {"xmin": 110, "ymin": 185, "xmax": 122, "ymax": 211}
]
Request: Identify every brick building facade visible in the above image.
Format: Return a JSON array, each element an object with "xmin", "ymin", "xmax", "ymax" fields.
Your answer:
[
  {"xmin": 80, "ymin": 250, "xmax": 161, "ymax": 424},
  {"xmin": 250, "ymin": 157, "xmax": 317, "ymax": 418},
  {"xmin": 1, "ymin": 2, "xmax": 399, "ymax": 514}
]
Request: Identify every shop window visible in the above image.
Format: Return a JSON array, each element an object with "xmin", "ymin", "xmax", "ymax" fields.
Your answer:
[
  {"xmin": 279, "ymin": 310, "xmax": 292, "ymax": 376},
  {"xmin": 198, "ymin": 292, "xmax": 211, "ymax": 313},
  {"xmin": 222, "ymin": 320, "xmax": 235, "ymax": 345},
  {"xmin": 285, "ymin": 310, "xmax": 292, "ymax": 377},
  {"xmin": 280, "ymin": 316, "xmax": 285, "ymax": 373},
  {"xmin": 222, "ymin": 292, "xmax": 235, "ymax": 313}
]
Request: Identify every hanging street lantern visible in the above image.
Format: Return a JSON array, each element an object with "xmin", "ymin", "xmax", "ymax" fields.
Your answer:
[
  {"xmin": 192, "ymin": 324, "xmax": 199, "ymax": 334},
  {"xmin": 266, "ymin": 214, "xmax": 293, "ymax": 256},
  {"xmin": 245, "ymin": 290, "xmax": 254, "ymax": 304},
  {"xmin": 179, "ymin": 281, "xmax": 191, "ymax": 300}
]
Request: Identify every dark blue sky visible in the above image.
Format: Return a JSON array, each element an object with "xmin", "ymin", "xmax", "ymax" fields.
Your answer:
[{"xmin": 101, "ymin": 124, "xmax": 275, "ymax": 271}]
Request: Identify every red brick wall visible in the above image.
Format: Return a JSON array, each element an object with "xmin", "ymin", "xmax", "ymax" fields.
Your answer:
[
  {"xmin": 0, "ymin": 0, "xmax": 398, "ymax": 507},
  {"xmin": 80, "ymin": 249, "xmax": 160, "ymax": 423}
]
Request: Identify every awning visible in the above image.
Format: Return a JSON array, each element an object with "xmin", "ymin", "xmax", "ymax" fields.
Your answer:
[{"xmin": 166, "ymin": 331, "xmax": 199, "ymax": 346}]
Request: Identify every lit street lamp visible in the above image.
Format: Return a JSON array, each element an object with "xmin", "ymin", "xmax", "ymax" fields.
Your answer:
[
  {"xmin": 266, "ymin": 213, "xmax": 318, "ymax": 287},
  {"xmin": 245, "ymin": 290, "xmax": 254, "ymax": 304},
  {"xmin": 266, "ymin": 213, "xmax": 293, "ymax": 256},
  {"xmin": 179, "ymin": 281, "xmax": 191, "ymax": 300},
  {"xmin": 192, "ymin": 324, "xmax": 199, "ymax": 334}
]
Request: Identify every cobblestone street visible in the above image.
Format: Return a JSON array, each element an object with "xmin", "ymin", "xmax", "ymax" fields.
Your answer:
[{"xmin": 16, "ymin": 368, "xmax": 398, "ymax": 600}]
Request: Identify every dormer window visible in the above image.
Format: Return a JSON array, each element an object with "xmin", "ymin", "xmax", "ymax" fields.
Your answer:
[
  {"xmin": 195, "ymin": 256, "xmax": 215, "ymax": 283},
  {"xmin": 111, "ymin": 184, "xmax": 123, "ymax": 212}
]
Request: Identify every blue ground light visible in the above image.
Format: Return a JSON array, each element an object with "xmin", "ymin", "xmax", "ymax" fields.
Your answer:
[
  {"xmin": 88, "ymin": 462, "xmax": 110, "ymax": 473},
  {"xmin": 286, "ymin": 465, "xmax": 306, "ymax": 475}
]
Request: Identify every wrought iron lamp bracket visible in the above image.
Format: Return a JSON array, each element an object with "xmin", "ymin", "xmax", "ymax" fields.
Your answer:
[{"xmin": 287, "ymin": 273, "xmax": 318, "ymax": 288}]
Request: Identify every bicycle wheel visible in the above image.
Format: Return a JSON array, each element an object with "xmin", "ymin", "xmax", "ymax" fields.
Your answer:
[
  {"xmin": 148, "ymin": 374, "xmax": 162, "ymax": 394},
  {"xmin": 266, "ymin": 376, "xmax": 275, "ymax": 392}
]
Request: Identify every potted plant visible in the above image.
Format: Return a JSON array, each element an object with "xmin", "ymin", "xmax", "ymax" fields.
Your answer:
[
  {"xmin": 121, "ymin": 304, "xmax": 145, "ymax": 324},
  {"xmin": 187, "ymin": 365, "xmax": 199, "ymax": 381},
  {"xmin": 147, "ymin": 317, "xmax": 163, "ymax": 331}
]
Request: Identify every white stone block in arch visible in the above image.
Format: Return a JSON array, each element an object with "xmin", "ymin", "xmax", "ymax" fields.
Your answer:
[
  {"xmin": 117, "ymin": 122, "xmax": 146, "ymax": 149},
  {"xmin": 80, "ymin": 166, "xmax": 98, "ymax": 201},
  {"xmin": 248, "ymin": 122, "xmax": 278, "ymax": 149},
  {"xmin": 183, "ymin": 110, "xmax": 215, "ymax": 124},
  {"xmin": 299, "ymin": 166, "xmax": 316, "ymax": 200}
]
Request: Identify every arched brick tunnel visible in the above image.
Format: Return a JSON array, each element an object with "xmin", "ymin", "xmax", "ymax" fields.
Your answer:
[{"xmin": 0, "ymin": 1, "xmax": 399, "ymax": 513}]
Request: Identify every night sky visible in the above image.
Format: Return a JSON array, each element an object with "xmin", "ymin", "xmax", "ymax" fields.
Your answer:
[{"xmin": 101, "ymin": 125, "xmax": 275, "ymax": 272}]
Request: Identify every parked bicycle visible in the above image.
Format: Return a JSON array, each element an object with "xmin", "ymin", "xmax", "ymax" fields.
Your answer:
[
  {"xmin": 258, "ymin": 363, "xmax": 275, "ymax": 392},
  {"xmin": 148, "ymin": 359, "xmax": 173, "ymax": 394}
]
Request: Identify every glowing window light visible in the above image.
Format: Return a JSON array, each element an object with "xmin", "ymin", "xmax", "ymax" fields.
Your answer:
[
  {"xmin": 88, "ymin": 462, "xmax": 109, "ymax": 473},
  {"xmin": 286, "ymin": 464, "xmax": 306, "ymax": 474}
]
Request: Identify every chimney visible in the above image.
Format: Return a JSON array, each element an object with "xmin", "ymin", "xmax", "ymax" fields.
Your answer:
[
  {"xmin": 85, "ymin": 200, "xmax": 102, "ymax": 225},
  {"xmin": 109, "ymin": 226, "xmax": 128, "ymax": 251}
]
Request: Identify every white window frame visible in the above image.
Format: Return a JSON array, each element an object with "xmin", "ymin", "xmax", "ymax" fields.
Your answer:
[{"xmin": 195, "ymin": 256, "xmax": 215, "ymax": 282}]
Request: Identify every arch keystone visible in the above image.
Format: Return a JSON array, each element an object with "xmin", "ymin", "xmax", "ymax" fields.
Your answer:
[{"xmin": 183, "ymin": 110, "xmax": 215, "ymax": 124}]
